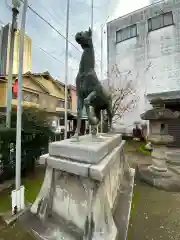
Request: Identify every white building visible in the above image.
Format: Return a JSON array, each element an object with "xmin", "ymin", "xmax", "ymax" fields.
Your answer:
[{"xmin": 107, "ymin": 0, "xmax": 180, "ymax": 130}]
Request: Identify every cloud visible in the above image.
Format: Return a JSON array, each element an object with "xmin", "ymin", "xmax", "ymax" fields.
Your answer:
[
  {"xmin": 1, "ymin": 0, "xmax": 150, "ymax": 84},
  {"xmin": 112, "ymin": 0, "xmax": 149, "ymax": 20}
]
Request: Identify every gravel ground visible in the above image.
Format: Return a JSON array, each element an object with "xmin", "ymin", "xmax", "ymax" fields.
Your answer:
[{"xmin": 127, "ymin": 151, "xmax": 180, "ymax": 240}]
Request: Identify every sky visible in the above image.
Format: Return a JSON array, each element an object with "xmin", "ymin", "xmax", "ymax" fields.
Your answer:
[{"xmin": 0, "ymin": 0, "xmax": 150, "ymax": 84}]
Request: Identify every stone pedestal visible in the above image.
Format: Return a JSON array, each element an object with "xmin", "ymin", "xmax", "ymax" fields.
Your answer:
[
  {"xmin": 148, "ymin": 134, "xmax": 173, "ymax": 145},
  {"xmin": 29, "ymin": 134, "xmax": 126, "ymax": 239},
  {"xmin": 138, "ymin": 146, "xmax": 180, "ymax": 192}
]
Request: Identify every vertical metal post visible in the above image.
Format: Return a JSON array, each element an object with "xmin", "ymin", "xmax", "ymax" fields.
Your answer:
[
  {"xmin": 100, "ymin": 17, "xmax": 109, "ymax": 133},
  {"xmin": 15, "ymin": 0, "xmax": 28, "ymax": 191},
  {"xmin": 64, "ymin": 0, "xmax": 70, "ymax": 139},
  {"xmin": 0, "ymin": 26, "xmax": 4, "ymax": 74},
  {"xmin": 100, "ymin": 25, "xmax": 103, "ymax": 81},
  {"xmin": 91, "ymin": 0, "xmax": 93, "ymax": 34},
  {"xmin": 144, "ymin": 12, "xmax": 149, "ymax": 137},
  {"xmin": 100, "ymin": 25, "xmax": 103, "ymax": 133},
  {"xmin": 6, "ymin": 7, "xmax": 19, "ymax": 128}
]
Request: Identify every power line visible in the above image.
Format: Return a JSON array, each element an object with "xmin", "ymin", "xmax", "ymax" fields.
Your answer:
[
  {"xmin": 22, "ymin": 0, "xmax": 102, "ymax": 63},
  {"xmin": 33, "ymin": 1, "xmax": 65, "ymax": 29},
  {"xmin": 20, "ymin": 0, "xmax": 82, "ymax": 54},
  {"xmin": 35, "ymin": 44, "xmax": 78, "ymax": 72},
  {"xmin": 0, "ymin": 18, "xmax": 79, "ymax": 76}
]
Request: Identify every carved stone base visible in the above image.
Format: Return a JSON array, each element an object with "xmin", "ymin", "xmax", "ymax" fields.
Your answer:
[
  {"xmin": 149, "ymin": 158, "xmax": 168, "ymax": 172},
  {"xmin": 137, "ymin": 164, "xmax": 180, "ymax": 192},
  {"xmin": 28, "ymin": 134, "xmax": 127, "ymax": 239}
]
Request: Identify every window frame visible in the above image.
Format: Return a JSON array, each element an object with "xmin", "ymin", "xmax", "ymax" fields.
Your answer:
[
  {"xmin": 148, "ymin": 11, "xmax": 174, "ymax": 32},
  {"xmin": 57, "ymin": 99, "xmax": 65, "ymax": 108},
  {"xmin": 22, "ymin": 90, "xmax": 39, "ymax": 103},
  {"xmin": 116, "ymin": 24, "xmax": 137, "ymax": 43}
]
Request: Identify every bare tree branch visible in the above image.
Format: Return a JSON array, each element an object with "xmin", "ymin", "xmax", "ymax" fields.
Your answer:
[{"xmin": 107, "ymin": 65, "xmax": 140, "ymax": 123}]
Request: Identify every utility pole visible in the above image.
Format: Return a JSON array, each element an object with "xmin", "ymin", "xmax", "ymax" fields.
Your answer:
[
  {"xmin": 6, "ymin": 0, "xmax": 20, "ymax": 128},
  {"xmin": 64, "ymin": 0, "xmax": 70, "ymax": 139},
  {"xmin": 91, "ymin": 0, "xmax": 93, "ymax": 34},
  {"xmin": 100, "ymin": 16, "xmax": 109, "ymax": 133},
  {"xmin": 100, "ymin": 25, "xmax": 103, "ymax": 133},
  {"xmin": 13, "ymin": 0, "xmax": 28, "ymax": 213},
  {"xmin": 0, "ymin": 26, "xmax": 4, "ymax": 74}
]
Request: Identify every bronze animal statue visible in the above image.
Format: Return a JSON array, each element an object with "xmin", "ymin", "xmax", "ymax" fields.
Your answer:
[{"xmin": 73, "ymin": 27, "xmax": 112, "ymax": 139}]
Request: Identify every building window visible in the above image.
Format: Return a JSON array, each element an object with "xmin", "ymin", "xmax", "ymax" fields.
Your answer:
[
  {"xmin": 148, "ymin": 12, "xmax": 173, "ymax": 32},
  {"xmin": 68, "ymin": 100, "xmax": 72, "ymax": 110},
  {"xmin": 57, "ymin": 99, "xmax": 65, "ymax": 108},
  {"xmin": 23, "ymin": 90, "xmax": 39, "ymax": 103},
  {"xmin": 116, "ymin": 24, "xmax": 137, "ymax": 43}
]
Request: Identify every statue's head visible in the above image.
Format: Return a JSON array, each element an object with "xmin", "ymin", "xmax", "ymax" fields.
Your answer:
[{"xmin": 75, "ymin": 27, "xmax": 92, "ymax": 48}]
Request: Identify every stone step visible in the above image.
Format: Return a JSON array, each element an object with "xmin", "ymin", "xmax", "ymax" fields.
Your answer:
[{"xmin": 166, "ymin": 150, "xmax": 180, "ymax": 165}]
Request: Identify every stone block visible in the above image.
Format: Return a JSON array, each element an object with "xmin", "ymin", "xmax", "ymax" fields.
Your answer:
[
  {"xmin": 40, "ymin": 154, "xmax": 91, "ymax": 177},
  {"xmin": 30, "ymin": 134, "xmax": 126, "ymax": 239},
  {"xmin": 49, "ymin": 133, "xmax": 121, "ymax": 164},
  {"xmin": 148, "ymin": 134, "xmax": 173, "ymax": 144},
  {"xmin": 151, "ymin": 146, "xmax": 168, "ymax": 160},
  {"xmin": 39, "ymin": 141, "xmax": 125, "ymax": 182},
  {"xmin": 90, "ymin": 141, "xmax": 125, "ymax": 181},
  {"xmin": 166, "ymin": 150, "xmax": 180, "ymax": 165}
]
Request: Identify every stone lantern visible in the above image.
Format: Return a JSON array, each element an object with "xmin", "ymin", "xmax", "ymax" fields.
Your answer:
[{"xmin": 138, "ymin": 104, "xmax": 180, "ymax": 191}]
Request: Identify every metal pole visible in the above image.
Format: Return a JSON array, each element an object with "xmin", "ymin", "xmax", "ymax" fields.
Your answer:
[
  {"xmin": 100, "ymin": 17, "xmax": 109, "ymax": 133},
  {"xmin": 100, "ymin": 25, "xmax": 103, "ymax": 81},
  {"xmin": 6, "ymin": 7, "xmax": 19, "ymax": 128},
  {"xmin": 64, "ymin": 0, "xmax": 70, "ymax": 139},
  {"xmin": 91, "ymin": 0, "xmax": 93, "ymax": 34},
  {"xmin": 15, "ymin": 0, "xmax": 28, "ymax": 191},
  {"xmin": 0, "ymin": 26, "xmax": 4, "ymax": 74},
  {"xmin": 100, "ymin": 25, "xmax": 103, "ymax": 133},
  {"xmin": 144, "ymin": 12, "xmax": 149, "ymax": 137}
]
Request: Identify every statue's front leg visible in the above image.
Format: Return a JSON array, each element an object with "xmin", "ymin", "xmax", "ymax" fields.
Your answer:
[{"xmin": 84, "ymin": 91, "xmax": 96, "ymax": 107}]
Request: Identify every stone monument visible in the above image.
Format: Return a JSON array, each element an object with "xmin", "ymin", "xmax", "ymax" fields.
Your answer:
[
  {"xmin": 20, "ymin": 134, "xmax": 134, "ymax": 239},
  {"xmin": 20, "ymin": 28, "xmax": 136, "ymax": 240},
  {"xmin": 138, "ymin": 105, "xmax": 180, "ymax": 191}
]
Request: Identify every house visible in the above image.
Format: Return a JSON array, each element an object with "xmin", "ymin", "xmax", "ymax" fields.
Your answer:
[
  {"xmin": 0, "ymin": 71, "xmax": 75, "ymax": 128},
  {"xmin": 68, "ymin": 84, "xmax": 77, "ymax": 114},
  {"xmin": 107, "ymin": 0, "xmax": 180, "ymax": 130}
]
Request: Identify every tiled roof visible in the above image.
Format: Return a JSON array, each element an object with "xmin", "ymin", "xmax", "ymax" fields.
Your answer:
[{"xmin": 141, "ymin": 107, "xmax": 178, "ymax": 120}]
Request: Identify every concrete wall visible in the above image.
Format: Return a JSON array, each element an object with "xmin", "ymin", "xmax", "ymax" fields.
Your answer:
[
  {"xmin": 149, "ymin": 121, "xmax": 168, "ymax": 135},
  {"xmin": 107, "ymin": 0, "xmax": 180, "ymax": 128}
]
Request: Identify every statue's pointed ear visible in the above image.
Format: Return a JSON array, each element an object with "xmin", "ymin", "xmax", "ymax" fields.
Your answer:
[{"xmin": 88, "ymin": 27, "xmax": 92, "ymax": 36}]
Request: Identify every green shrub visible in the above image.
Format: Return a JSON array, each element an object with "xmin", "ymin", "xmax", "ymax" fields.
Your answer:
[{"xmin": 0, "ymin": 108, "xmax": 54, "ymax": 182}]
